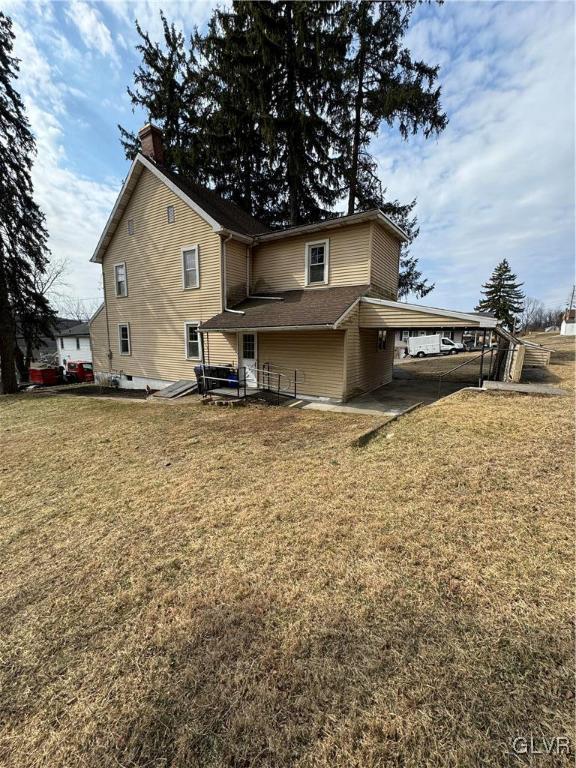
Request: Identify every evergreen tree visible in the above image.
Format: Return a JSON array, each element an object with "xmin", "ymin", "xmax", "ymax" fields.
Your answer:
[
  {"xmin": 243, "ymin": 1, "xmax": 349, "ymax": 225},
  {"xmin": 198, "ymin": 4, "xmax": 281, "ymax": 223},
  {"xmin": 341, "ymin": 1, "xmax": 447, "ymax": 215},
  {"xmin": 119, "ymin": 12, "xmax": 207, "ymax": 179},
  {"xmin": 0, "ymin": 13, "xmax": 54, "ymax": 394},
  {"xmin": 475, "ymin": 259, "xmax": 525, "ymax": 331}
]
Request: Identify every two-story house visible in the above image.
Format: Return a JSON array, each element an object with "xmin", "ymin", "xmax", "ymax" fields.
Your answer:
[{"xmin": 90, "ymin": 125, "xmax": 497, "ymax": 401}]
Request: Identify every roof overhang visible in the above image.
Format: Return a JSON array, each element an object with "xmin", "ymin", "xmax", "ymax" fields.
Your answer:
[
  {"xmin": 200, "ymin": 323, "xmax": 335, "ymax": 333},
  {"xmin": 359, "ymin": 297, "xmax": 499, "ymax": 329},
  {"xmin": 254, "ymin": 209, "xmax": 409, "ymax": 245},
  {"xmin": 90, "ymin": 154, "xmax": 251, "ymax": 263}
]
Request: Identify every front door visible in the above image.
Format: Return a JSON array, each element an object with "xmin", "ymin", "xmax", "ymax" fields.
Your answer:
[{"xmin": 241, "ymin": 333, "xmax": 258, "ymax": 388}]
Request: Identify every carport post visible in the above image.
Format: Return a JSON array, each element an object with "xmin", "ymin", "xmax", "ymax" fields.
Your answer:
[{"xmin": 478, "ymin": 344, "xmax": 486, "ymax": 387}]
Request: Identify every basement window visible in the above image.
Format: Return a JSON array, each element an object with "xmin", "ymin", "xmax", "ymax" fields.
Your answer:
[
  {"xmin": 305, "ymin": 240, "xmax": 329, "ymax": 285},
  {"xmin": 167, "ymin": 205, "xmax": 175, "ymax": 224},
  {"xmin": 118, "ymin": 323, "xmax": 131, "ymax": 355},
  {"xmin": 377, "ymin": 330, "xmax": 387, "ymax": 350}
]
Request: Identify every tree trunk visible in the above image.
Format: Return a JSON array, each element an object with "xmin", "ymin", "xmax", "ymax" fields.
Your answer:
[
  {"xmin": 285, "ymin": 3, "xmax": 300, "ymax": 226},
  {"xmin": 0, "ymin": 259, "xmax": 18, "ymax": 394},
  {"xmin": 347, "ymin": 27, "xmax": 366, "ymax": 216},
  {"xmin": 14, "ymin": 344, "xmax": 28, "ymax": 382}
]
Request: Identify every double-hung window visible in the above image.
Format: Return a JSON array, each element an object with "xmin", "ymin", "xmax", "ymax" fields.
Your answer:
[
  {"xmin": 118, "ymin": 323, "xmax": 131, "ymax": 355},
  {"xmin": 114, "ymin": 262, "xmax": 127, "ymax": 297},
  {"xmin": 305, "ymin": 240, "xmax": 328, "ymax": 285},
  {"xmin": 181, "ymin": 245, "xmax": 199, "ymax": 289},
  {"xmin": 185, "ymin": 323, "xmax": 201, "ymax": 360}
]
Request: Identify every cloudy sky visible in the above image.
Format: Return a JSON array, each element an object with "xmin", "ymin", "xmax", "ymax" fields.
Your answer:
[{"xmin": 3, "ymin": 0, "xmax": 575, "ymax": 313}]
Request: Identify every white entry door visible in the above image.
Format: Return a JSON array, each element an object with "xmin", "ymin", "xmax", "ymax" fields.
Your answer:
[{"xmin": 241, "ymin": 333, "xmax": 258, "ymax": 388}]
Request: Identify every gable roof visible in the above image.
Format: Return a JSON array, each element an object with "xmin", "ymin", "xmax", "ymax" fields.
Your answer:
[
  {"xmin": 155, "ymin": 161, "xmax": 270, "ymax": 238},
  {"xmin": 91, "ymin": 154, "xmax": 270, "ymax": 263},
  {"xmin": 200, "ymin": 285, "xmax": 369, "ymax": 332},
  {"xmin": 254, "ymin": 209, "xmax": 409, "ymax": 244},
  {"xmin": 91, "ymin": 154, "xmax": 407, "ymax": 265},
  {"xmin": 58, "ymin": 322, "xmax": 90, "ymax": 337}
]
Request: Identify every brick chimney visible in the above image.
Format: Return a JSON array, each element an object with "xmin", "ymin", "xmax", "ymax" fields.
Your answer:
[{"xmin": 138, "ymin": 123, "xmax": 164, "ymax": 165}]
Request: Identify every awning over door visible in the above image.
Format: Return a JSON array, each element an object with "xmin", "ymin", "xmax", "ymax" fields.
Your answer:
[{"xmin": 357, "ymin": 297, "xmax": 499, "ymax": 329}]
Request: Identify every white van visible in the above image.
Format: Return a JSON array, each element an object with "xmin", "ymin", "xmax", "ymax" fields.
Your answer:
[{"xmin": 408, "ymin": 334, "xmax": 465, "ymax": 358}]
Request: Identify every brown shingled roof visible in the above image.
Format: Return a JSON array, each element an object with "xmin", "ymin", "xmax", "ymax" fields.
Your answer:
[
  {"xmin": 200, "ymin": 285, "xmax": 369, "ymax": 331},
  {"xmin": 150, "ymin": 159, "xmax": 271, "ymax": 237}
]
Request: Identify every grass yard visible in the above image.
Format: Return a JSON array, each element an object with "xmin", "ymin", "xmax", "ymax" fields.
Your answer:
[{"xmin": 0, "ymin": 336, "xmax": 574, "ymax": 767}]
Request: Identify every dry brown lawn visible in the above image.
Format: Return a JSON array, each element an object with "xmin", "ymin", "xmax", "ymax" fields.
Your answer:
[{"xmin": 0, "ymin": 336, "xmax": 574, "ymax": 767}]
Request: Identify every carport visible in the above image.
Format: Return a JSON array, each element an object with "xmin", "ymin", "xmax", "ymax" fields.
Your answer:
[{"xmin": 357, "ymin": 297, "xmax": 520, "ymax": 386}]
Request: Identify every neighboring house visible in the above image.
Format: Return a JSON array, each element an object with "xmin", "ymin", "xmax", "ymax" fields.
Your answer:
[
  {"xmin": 90, "ymin": 124, "xmax": 498, "ymax": 401},
  {"xmin": 560, "ymin": 309, "xmax": 575, "ymax": 336},
  {"xmin": 56, "ymin": 322, "xmax": 92, "ymax": 368}
]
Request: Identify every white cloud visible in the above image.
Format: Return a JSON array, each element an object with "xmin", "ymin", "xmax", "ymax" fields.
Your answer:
[
  {"xmin": 378, "ymin": 1, "xmax": 575, "ymax": 309},
  {"xmin": 65, "ymin": 0, "xmax": 119, "ymax": 64}
]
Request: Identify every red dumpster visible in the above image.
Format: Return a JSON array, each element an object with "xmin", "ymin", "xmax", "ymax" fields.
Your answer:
[{"xmin": 29, "ymin": 366, "xmax": 59, "ymax": 385}]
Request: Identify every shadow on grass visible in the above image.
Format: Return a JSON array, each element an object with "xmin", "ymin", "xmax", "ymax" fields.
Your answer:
[{"xmin": 70, "ymin": 587, "xmax": 573, "ymax": 768}]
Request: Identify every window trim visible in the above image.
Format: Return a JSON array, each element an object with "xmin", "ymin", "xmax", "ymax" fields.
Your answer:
[
  {"xmin": 114, "ymin": 261, "xmax": 128, "ymax": 297},
  {"xmin": 184, "ymin": 321, "xmax": 202, "ymax": 361},
  {"xmin": 304, "ymin": 239, "xmax": 329, "ymax": 286},
  {"xmin": 181, "ymin": 244, "xmax": 200, "ymax": 290},
  {"xmin": 167, "ymin": 205, "xmax": 175, "ymax": 224},
  {"xmin": 118, "ymin": 323, "xmax": 131, "ymax": 356}
]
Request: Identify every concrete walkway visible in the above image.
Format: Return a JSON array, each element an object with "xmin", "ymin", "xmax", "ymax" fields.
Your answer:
[{"xmin": 293, "ymin": 376, "xmax": 468, "ymax": 417}]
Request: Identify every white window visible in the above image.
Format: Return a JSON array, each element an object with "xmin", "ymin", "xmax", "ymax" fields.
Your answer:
[
  {"xmin": 305, "ymin": 239, "xmax": 329, "ymax": 285},
  {"xmin": 127, "ymin": 218, "xmax": 134, "ymax": 235},
  {"xmin": 118, "ymin": 323, "xmax": 131, "ymax": 355},
  {"xmin": 114, "ymin": 262, "xmax": 127, "ymax": 297},
  {"xmin": 167, "ymin": 205, "xmax": 175, "ymax": 224},
  {"xmin": 181, "ymin": 245, "xmax": 199, "ymax": 289},
  {"xmin": 401, "ymin": 330, "xmax": 410, "ymax": 341},
  {"xmin": 185, "ymin": 322, "xmax": 201, "ymax": 360}
]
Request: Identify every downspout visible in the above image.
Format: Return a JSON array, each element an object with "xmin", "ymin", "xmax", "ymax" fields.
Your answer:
[
  {"xmin": 222, "ymin": 233, "xmax": 245, "ymax": 315},
  {"xmin": 101, "ymin": 263, "xmax": 112, "ymax": 371}
]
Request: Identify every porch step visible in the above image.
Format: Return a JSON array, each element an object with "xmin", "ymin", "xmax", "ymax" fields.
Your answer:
[{"xmin": 208, "ymin": 386, "xmax": 261, "ymax": 398}]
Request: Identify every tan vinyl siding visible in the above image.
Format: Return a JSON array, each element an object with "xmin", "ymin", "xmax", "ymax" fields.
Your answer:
[
  {"xmin": 225, "ymin": 239, "xmax": 248, "ymax": 306},
  {"xmin": 342, "ymin": 304, "xmax": 393, "ymax": 398},
  {"xmin": 89, "ymin": 304, "xmax": 109, "ymax": 373},
  {"xmin": 252, "ymin": 223, "xmax": 371, "ymax": 293},
  {"xmin": 258, "ymin": 330, "xmax": 345, "ymax": 400},
  {"xmin": 96, "ymin": 167, "xmax": 234, "ymax": 381},
  {"xmin": 359, "ymin": 303, "xmax": 478, "ymax": 329},
  {"xmin": 370, "ymin": 222, "xmax": 400, "ymax": 300},
  {"xmin": 203, "ymin": 332, "xmax": 238, "ymax": 366}
]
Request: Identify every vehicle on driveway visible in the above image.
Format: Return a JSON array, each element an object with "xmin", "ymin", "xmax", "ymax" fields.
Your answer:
[
  {"xmin": 64, "ymin": 361, "xmax": 94, "ymax": 383},
  {"xmin": 408, "ymin": 334, "xmax": 464, "ymax": 358}
]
